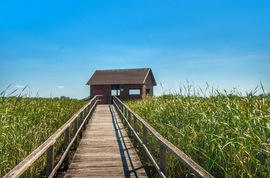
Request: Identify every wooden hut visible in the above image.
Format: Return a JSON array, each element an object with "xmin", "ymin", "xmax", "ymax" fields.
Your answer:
[{"xmin": 86, "ymin": 68, "xmax": 157, "ymax": 104}]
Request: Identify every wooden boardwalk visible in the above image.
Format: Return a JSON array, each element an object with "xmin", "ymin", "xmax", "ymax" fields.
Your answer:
[{"xmin": 64, "ymin": 104, "xmax": 147, "ymax": 178}]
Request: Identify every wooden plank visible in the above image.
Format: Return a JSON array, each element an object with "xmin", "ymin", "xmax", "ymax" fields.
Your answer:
[{"xmin": 64, "ymin": 105, "xmax": 147, "ymax": 177}]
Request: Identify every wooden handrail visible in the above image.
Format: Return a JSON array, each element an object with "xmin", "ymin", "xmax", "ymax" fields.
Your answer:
[
  {"xmin": 113, "ymin": 96, "xmax": 214, "ymax": 178},
  {"xmin": 3, "ymin": 95, "xmax": 101, "ymax": 178}
]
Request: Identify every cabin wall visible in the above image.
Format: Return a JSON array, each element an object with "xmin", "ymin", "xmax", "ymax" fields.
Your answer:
[
  {"xmin": 118, "ymin": 84, "xmax": 143, "ymax": 101},
  {"xmin": 90, "ymin": 85, "xmax": 111, "ymax": 104},
  {"xmin": 145, "ymin": 75, "xmax": 155, "ymax": 95},
  {"xmin": 90, "ymin": 84, "xmax": 144, "ymax": 104},
  {"xmin": 90, "ymin": 82, "xmax": 155, "ymax": 104}
]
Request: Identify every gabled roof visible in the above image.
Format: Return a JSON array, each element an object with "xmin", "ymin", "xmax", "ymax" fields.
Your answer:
[{"xmin": 86, "ymin": 68, "xmax": 157, "ymax": 86}]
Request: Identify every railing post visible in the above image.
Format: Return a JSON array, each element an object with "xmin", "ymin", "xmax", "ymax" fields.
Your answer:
[
  {"xmin": 121, "ymin": 104, "xmax": 124, "ymax": 122},
  {"xmin": 46, "ymin": 145, "xmax": 54, "ymax": 178},
  {"xmin": 121, "ymin": 106, "xmax": 124, "ymax": 122},
  {"xmin": 73, "ymin": 117, "xmax": 78, "ymax": 149},
  {"xmin": 159, "ymin": 141, "xmax": 166, "ymax": 175},
  {"xmin": 127, "ymin": 111, "xmax": 131, "ymax": 136},
  {"xmin": 91, "ymin": 103, "xmax": 94, "ymax": 117},
  {"xmin": 86, "ymin": 105, "xmax": 90, "ymax": 124},
  {"xmin": 134, "ymin": 116, "xmax": 138, "ymax": 148},
  {"xmin": 83, "ymin": 109, "xmax": 87, "ymax": 130},
  {"xmin": 79, "ymin": 112, "xmax": 83, "ymax": 138},
  {"xmin": 143, "ymin": 124, "xmax": 148, "ymax": 163},
  {"xmin": 63, "ymin": 127, "xmax": 70, "ymax": 170},
  {"xmin": 142, "ymin": 125, "xmax": 148, "ymax": 146},
  {"xmin": 98, "ymin": 96, "xmax": 101, "ymax": 104},
  {"xmin": 124, "ymin": 108, "xmax": 127, "ymax": 128}
]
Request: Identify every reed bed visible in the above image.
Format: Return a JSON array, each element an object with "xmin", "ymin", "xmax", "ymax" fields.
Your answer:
[
  {"xmin": 125, "ymin": 86, "xmax": 270, "ymax": 177},
  {"xmin": 0, "ymin": 89, "xmax": 87, "ymax": 177}
]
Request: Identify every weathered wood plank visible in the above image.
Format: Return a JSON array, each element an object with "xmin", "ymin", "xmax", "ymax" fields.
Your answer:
[{"xmin": 64, "ymin": 105, "xmax": 147, "ymax": 177}]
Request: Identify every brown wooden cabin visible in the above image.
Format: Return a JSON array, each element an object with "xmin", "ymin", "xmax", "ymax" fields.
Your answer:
[{"xmin": 86, "ymin": 68, "xmax": 157, "ymax": 104}]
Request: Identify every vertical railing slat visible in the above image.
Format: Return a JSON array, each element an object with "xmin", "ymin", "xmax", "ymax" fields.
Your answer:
[
  {"xmin": 134, "ymin": 116, "xmax": 138, "ymax": 148},
  {"xmin": 124, "ymin": 107, "xmax": 127, "ymax": 128},
  {"xmin": 73, "ymin": 117, "xmax": 78, "ymax": 149},
  {"xmin": 63, "ymin": 127, "xmax": 70, "ymax": 170},
  {"xmin": 160, "ymin": 142, "xmax": 166, "ymax": 175},
  {"xmin": 143, "ymin": 125, "xmax": 148, "ymax": 146},
  {"xmin": 128, "ymin": 110, "xmax": 131, "ymax": 136},
  {"xmin": 79, "ymin": 112, "xmax": 83, "ymax": 138},
  {"xmin": 83, "ymin": 109, "xmax": 87, "ymax": 130},
  {"xmin": 143, "ymin": 124, "xmax": 148, "ymax": 163},
  {"xmin": 46, "ymin": 145, "xmax": 54, "ymax": 178}
]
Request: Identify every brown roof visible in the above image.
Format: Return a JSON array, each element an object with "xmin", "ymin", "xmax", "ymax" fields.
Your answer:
[{"xmin": 86, "ymin": 68, "xmax": 157, "ymax": 86}]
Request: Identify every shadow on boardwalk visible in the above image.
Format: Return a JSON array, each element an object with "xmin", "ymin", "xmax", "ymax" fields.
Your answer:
[
  {"xmin": 110, "ymin": 105, "xmax": 146, "ymax": 177},
  {"xmin": 64, "ymin": 105, "xmax": 147, "ymax": 178}
]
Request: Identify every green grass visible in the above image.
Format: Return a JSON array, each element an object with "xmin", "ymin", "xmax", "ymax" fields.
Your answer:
[
  {"xmin": 125, "ymin": 87, "xmax": 270, "ymax": 177},
  {"xmin": 0, "ymin": 89, "xmax": 87, "ymax": 177}
]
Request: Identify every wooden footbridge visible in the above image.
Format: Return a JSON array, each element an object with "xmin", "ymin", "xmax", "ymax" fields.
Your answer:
[
  {"xmin": 64, "ymin": 105, "xmax": 146, "ymax": 177},
  {"xmin": 4, "ymin": 96, "xmax": 213, "ymax": 178}
]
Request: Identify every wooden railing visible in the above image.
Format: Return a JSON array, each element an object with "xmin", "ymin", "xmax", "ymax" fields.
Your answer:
[
  {"xmin": 3, "ymin": 95, "xmax": 101, "ymax": 178},
  {"xmin": 113, "ymin": 96, "xmax": 214, "ymax": 178}
]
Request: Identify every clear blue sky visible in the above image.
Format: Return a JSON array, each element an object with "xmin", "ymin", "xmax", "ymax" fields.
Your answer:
[{"xmin": 1, "ymin": 0, "xmax": 269, "ymax": 98}]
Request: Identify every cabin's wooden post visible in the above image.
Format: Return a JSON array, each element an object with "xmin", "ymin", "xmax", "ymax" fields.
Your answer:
[
  {"xmin": 64, "ymin": 127, "xmax": 70, "ymax": 170},
  {"xmin": 127, "ymin": 111, "xmax": 131, "ymax": 136},
  {"xmin": 46, "ymin": 145, "xmax": 54, "ymax": 178},
  {"xmin": 159, "ymin": 142, "xmax": 166, "ymax": 175},
  {"xmin": 73, "ymin": 117, "xmax": 78, "ymax": 149},
  {"xmin": 134, "ymin": 116, "xmax": 138, "ymax": 148}
]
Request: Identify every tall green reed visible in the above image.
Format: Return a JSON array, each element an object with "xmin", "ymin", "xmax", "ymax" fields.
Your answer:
[
  {"xmin": 126, "ymin": 84, "xmax": 270, "ymax": 177},
  {"xmin": 0, "ymin": 87, "xmax": 87, "ymax": 177}
]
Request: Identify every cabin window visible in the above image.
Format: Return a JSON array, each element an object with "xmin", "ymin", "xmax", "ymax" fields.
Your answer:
[
  {"xmin": 129, "ymin": 89, "xmax": 141, "ymax": 95},
  {"xmin": 111, "ymin": 85, "xmax": 120, "ymax": 96},
  {"xmin": 146, "ymin": 89, "xmax": 151, "ymax": 94},
  {"xmin": 111, "ymin": 89, "xmax": 120, "ymax": 96}
]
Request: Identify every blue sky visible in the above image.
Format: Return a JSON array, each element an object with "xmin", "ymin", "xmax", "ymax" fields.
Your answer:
[{"xmin": 1, "ymin": 0, "xmax": 269, "ymax": 98}]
